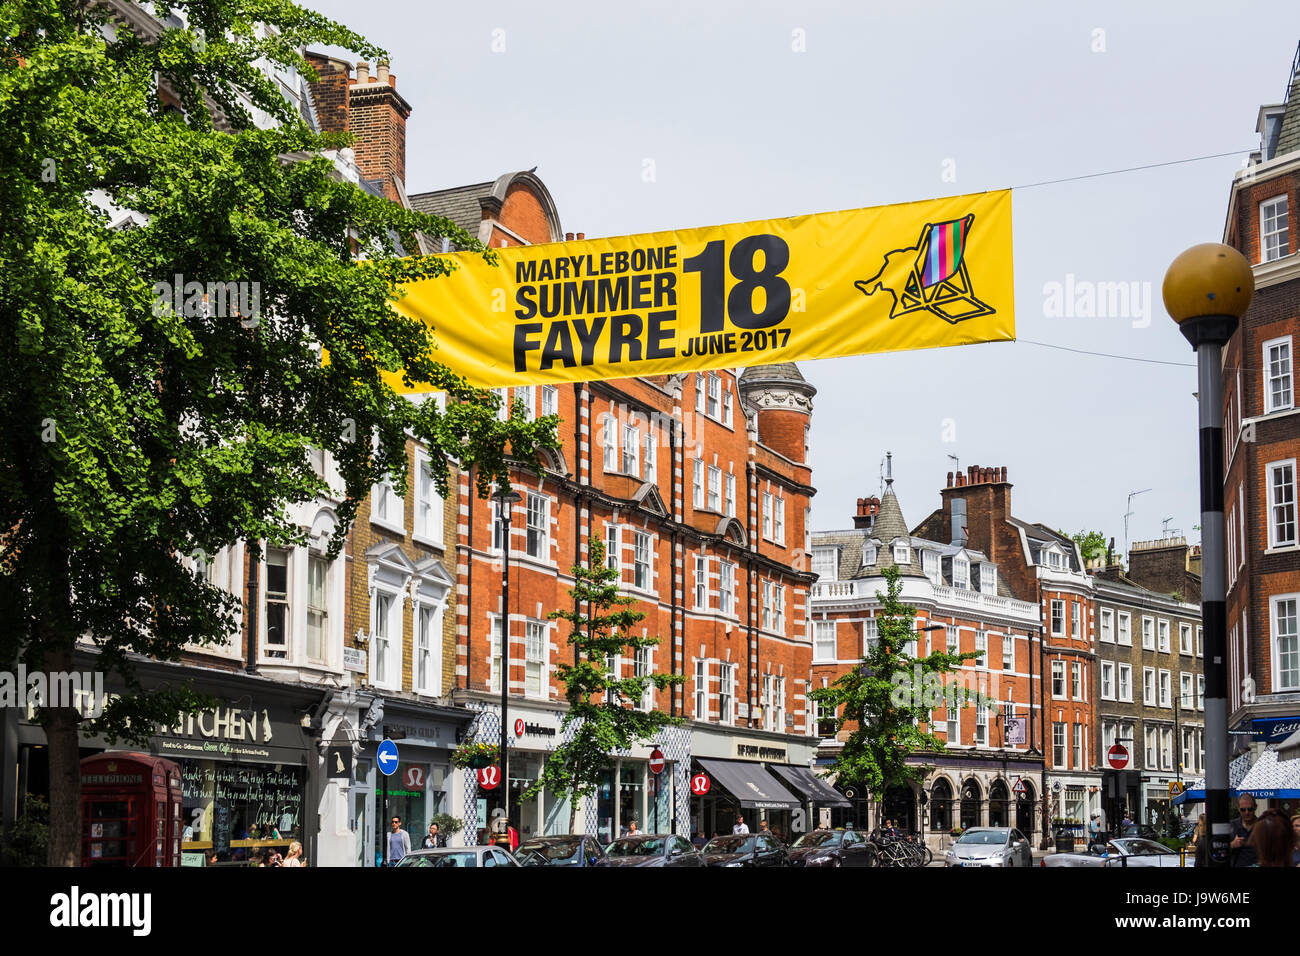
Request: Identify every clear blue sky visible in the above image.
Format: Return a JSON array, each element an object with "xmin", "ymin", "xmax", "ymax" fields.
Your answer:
[{"xmin": 308, "ymin": 0, "xmax": 1300, "ymax": 551}]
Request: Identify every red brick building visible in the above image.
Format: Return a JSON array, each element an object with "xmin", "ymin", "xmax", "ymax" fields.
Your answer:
[
  {"xmin": 913, "ymin": 465, "xmax": 1099, "ymax": 839},
  {"xmin": 811, "ymin": 464, "xmax": 1043, "ymax": 848},
  {"xmin": 1221, "ymin": 46, "xmax": 1300, "ymax": 767}
]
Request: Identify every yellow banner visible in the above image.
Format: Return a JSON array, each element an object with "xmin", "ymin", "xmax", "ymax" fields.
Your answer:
[{"xmin": 391, "ymin": 189, "xmax": 1014, "ymax": 388}]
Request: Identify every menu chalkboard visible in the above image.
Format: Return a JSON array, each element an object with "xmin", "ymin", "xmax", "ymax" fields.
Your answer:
[{"xmin": 181, "ymin": 759, "xmax": 304, "ymax": 845}]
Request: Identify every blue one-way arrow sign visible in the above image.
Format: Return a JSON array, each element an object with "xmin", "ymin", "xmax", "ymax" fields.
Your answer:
[{"xmin": 377, "ymin": 738, "xmax": 399, "ymax": 776}]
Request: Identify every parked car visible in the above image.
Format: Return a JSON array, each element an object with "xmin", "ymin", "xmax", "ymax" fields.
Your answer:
[
  {"xmin": 603, "ymin": 834, "xmax": 703, "ymax": 867},
  {"xmin": 1125, "ymin": 823, "xmax": 1160, "ymax": 839},
  {"xmin": 701, "ymin": 832, "xmax": 788, "ymax": 867},
  {"xmin": 395, "ymin": 846, "xmax": 519, "ymax": 867},
  {"xmin": 514, "ymin": 835, "xmax": 608, "ymax": 868},
  {"xmin": 1042, "ymin": 838, "xmax": 1185, "ymax": 868},
  {"xmin": 787, "ymin": 828, "xmax": 877, "ymax": 867},
  {"xmin": 944, "ymin": 827, "xmax": 1033, "ymax": 867}
]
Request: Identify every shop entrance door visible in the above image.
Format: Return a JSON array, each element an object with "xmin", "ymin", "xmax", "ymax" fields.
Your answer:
[{"xmin": 353, "ymin": 761, "xmax": 372, "ymax": 867}]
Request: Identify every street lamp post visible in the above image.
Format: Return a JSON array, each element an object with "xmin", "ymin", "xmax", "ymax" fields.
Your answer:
[
  {"xmin": 1163, "ymin": 243, "xmax": 1254, "ymax": 868},
  {"xmin": 493, "ymin": 486, "xmax": 523, "ymax": 843}
]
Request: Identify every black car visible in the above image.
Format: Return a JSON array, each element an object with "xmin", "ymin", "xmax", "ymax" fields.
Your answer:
[
  {"xmin": 701, "ymin": 832, "xmax": 788, "ymax": 867},
  {"xmin": 514, "ymin": 835, "xmax": 608, "ymax": 868},
  {"xmin": 787, "ymin": 828, "xmax": 877, "ymax": 867},
  {"xmin": 603, "ymin": 834, "xmax": 704, "ymax": 867}
]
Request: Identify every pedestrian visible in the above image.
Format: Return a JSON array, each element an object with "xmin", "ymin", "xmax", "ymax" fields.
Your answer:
[
  {"xmin": 423, "ymin": 822, "xmax": 443, "ymax": 849},
  {"xmin": 266, "ymin": 851, "xmax": 283, "ymax": 867},
  {"xmin": 1121, "ymin": 810, "xmax": 1133, "ymax": 831},
  {"xmin": 692, "ymin": 831, "xmax": 707, "ymax": 849},
  {"xmin": 1230, "ymin": 794, "xmax": 1259, "ymax": 867},
  {"xmin": 1292, "ymin": 813, "xmax": 1300, "ymax": 866},
  {"xmin": 282, "ymin": 840, "xmax": 304, "ymax": 867},
  {"xmin": 1191, "ymin": 814, "xmax": 1208, "ymax": 867},
  {"xmin": 387, "ymin": 816, "xmax": 411, "ymax": 866},
  {"xmin": 1246, "ymin": 810, "xmax": 1294, "ymax": 867},
  {"xmin": 1087, "ymin": 812, "xmax": 1102, "ymax": 849},
  {"xmin": 772, "ymin": 826, "xmax": 784, "ymax": 844},
  {"xmin": 732, "ymin": 814, "xmax": 749, "ymax": 835},
  {"xmin": 627, "ymin": 819, "xmax": 639, "ymax": 836},
  {"xmin": 758, "ymin": 820, "xmax": 770, "ymax": 834}
]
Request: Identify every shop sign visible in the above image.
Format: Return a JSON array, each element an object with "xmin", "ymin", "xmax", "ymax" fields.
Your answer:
[
  {"xmin": 343, "ymin": 648, "xmax": 367, "ymax": 673},
  {"xmin": 1251, "ymin": 717, "xmax": 1300, "ymax": 744},
  {"xmin": 154, "ymin": 705, "xmax": 308, "ymax": 762},
  {"xmin": 514, "ymin": 721, "xmax": 557, "ymax": 739},
  {"xmin": 735, "ymin": 743, "xmax": 787, "ymax": 761}
]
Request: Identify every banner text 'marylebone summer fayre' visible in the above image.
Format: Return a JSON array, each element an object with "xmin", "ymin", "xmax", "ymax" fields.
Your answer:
[{"xmin": 389, "ymin": 190, "xmax": 1015, "ymax": 389}]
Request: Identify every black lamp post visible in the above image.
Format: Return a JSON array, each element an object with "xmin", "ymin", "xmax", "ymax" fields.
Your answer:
[
  {"xmin": 1163, "ymin": 242, "xmax": 1254, "ymax": 868},
  {"xmin": 493, "ymin": 486, "xmax": 522, "ymax": 841}
]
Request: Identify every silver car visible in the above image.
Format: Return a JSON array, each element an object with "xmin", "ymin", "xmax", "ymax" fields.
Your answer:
[
  {"xmin": 1041, "ymin": 838, "xmax": 1185, "ymax": 868},
  {"xmin": 944, "ymin": 827, "xmax": 1034, "ymax": 867},
  {"xmin": 395, "ymin": 846, "xmax": 519, "ymax": 867}
]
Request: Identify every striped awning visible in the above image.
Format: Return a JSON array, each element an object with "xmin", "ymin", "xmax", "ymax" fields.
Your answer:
[
  {"xmin": 1236, "ymin": 748, "xmax": 1300, "ymax": 798},
  {"xmin": 1172, "ymin": 751, "xmax": 1253, "ymax": 805}
]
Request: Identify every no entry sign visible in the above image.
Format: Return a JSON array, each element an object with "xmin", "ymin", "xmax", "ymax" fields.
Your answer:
[
  {"xmin": 690, "ymin": 772, "xmax": 711, "ymax": 795},
  {"xmin": 649, "ymin": 748, "xmax": 665, "ymax": 775},
  {"xmin": 1107, "ymin": 744, "xmax": 1129, "ymax": 770}
]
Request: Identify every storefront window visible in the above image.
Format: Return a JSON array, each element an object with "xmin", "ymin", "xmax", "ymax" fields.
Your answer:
[
  {"xmin": 1065, "ymin": 787, "xmax": 1086, "ymax": 824},
  {"xmin": 511, "ymin": 756, "xmax": 541, "ymax": 839},
  {"xmin": 181, "ymin": 761, "xmax": 303, "ymax": 861},
  {"xmin": 598, "ymin": 769, "xmax": 615, "ymax": 843},
  {"xmin": 619, "ymin": 762, "xmax": 645, "ymax": 836}
]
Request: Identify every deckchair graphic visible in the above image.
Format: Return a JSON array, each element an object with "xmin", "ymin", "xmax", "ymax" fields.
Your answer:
[{"xmin": 855, "ymin": 214, "xmax": 996, "ymax": 324}]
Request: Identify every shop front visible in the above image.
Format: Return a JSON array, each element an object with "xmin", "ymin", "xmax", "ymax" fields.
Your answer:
[
  {"xmin": 690, "ymin": 726, "xmax": 816, "ymax": 841},
  {"xmin": 359, "ymin": 697, "xmax": 468, "ymax": 865},
  {"xmin": 453, "ymin": 696, "xmax": 690, "ymax": 843}
]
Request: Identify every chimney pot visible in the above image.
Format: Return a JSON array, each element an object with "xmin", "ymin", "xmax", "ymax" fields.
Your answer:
[
  {"xmin": 946, "ymin": 472, "xmax": 953, "ymax": 488},
  {"xmin": 376, "ymin": 60, "xmax": 390, "ymax": 85},
  {"xmin": 1000, "ymin": 466, "xmax": 1007, "ymax": 482},
  {"xmin": 356, "ymin": 60, "xmax": 370, "ymax": 84},
  {"xmin": 576, "ymin": 232, "xmax": 585, "ymax": 240},
  {"xmin": 565, "ymin": 232, "xmax": 574, "ymax": 241}
]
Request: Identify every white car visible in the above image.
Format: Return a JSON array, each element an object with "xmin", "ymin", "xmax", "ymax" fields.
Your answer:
[
  {"xmin": 1041, "ymin": 838, "xmax": 1185, "ymax": 868},
  {"xmin": 945, "ymin": 827, "xmax": 1034, "ymax": 867}
]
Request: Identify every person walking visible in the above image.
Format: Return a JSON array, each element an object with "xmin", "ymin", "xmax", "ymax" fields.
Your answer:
[
  {"xmin": 1087, "ymin": 812, "xmax": 1103, "ymax": 850},
  {"xmin": 423, "ymin": 822, "xmax": 443, "ymax": 849},
  {"xmin": 1292, "ymin": 813, "xmax": 1300, "ymax": 866},
  {"xmin": 1230, "ymin": 795, "xmax": 1259, "ymax": 867},
  {"xmin": 282, "ymin": 840, "xmax": 304, "ymax": 867},
  {"xmin": 732, "ymin": 814, "xmax": 749, "ymax": 835},
  {"xmin": 387, "ymin": 816, "xmax": 411, "ymax": 866},
  {"xmin": 1191, "ymin": 814, "xmax": 1208, "ymax": 867},
  {"xmin": 692, "ymin": 831, "xmax": 707, "ymax": 849}
]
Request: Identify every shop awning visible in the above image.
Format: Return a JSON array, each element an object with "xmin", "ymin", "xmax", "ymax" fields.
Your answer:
[
  {"xmin": 1173, "ymin": 751, "xmax": 1254, "ymax": 805},
  {"xmin": 1235, "ymin": 748, "xmax": 1300, "ymax": 798},
  {"xmin": 696, "ymin": 758, "xmax": 801, "ymax": 810},
  {"xmin": 1279, "ymin": 728, "xmax": 1300, "ymax": 762},
  {"xmin": 770, "ymin": 764, "xmax": 851, "ymax": 808}
]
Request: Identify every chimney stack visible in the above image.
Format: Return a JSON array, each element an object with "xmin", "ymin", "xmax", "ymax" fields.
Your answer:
[{"xmin": 853, "ymin": 496, "xmax": 881, "ymax": 529}]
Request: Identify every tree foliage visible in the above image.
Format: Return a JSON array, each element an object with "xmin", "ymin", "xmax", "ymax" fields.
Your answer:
[
  {"xmin": 1069, "ymin": 530, "xmax": 1108, "ymax": 564},
  {"xmin": 523, "ymin": 536, "xmax": 684, "ymax": 832},
  {"xmin": 0, "ymin": 0, "xmax": 558, "ymax": 863},
  {"xmin": 810, "ymin": 564, "xmax": 981, "ymax": 798}
]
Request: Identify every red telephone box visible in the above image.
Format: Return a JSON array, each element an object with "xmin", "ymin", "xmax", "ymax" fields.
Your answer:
[{"xmin": 80, "ymin": 752, "xmax": 183, "ymax": 867}]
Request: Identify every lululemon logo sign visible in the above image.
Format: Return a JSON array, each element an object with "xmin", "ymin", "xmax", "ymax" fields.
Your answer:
[
  {"xmin": 405, "ymin": 766, "xmax": 425, "ymax": 790},
  {"xmin": 690, "ymin": 773, "xmax": 711, "ymax": 795},
  {"xmin": 477, "ymin": 766, "xmax": 501, "ymax": 790},
  {"xmin": 514, "ymin": 718, "xmax": 525, "ymax": 737}
]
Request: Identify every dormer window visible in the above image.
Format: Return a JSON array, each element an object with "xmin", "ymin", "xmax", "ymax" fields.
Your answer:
[
  {"xmin": 862, "ymin": 543, "xmax": 877, "ymax": 567},
  {"xmin": 953, "ymin": 556, "xmax": 970, "ymax": 589},
  {"xmin": 921, "ymin": 549, "xmax": 939, "ymax": 584},
  {"xmin": 812, "ymin": 547, "xmax": 838, "ymax": 582},
  {"xmin": 1042, "ymin": 546, "xmax": 1065, "ymax": 570},
  {"xmin": 981, "ymin": 564, "xmax": 998, "ymax": 594},
  {"xmin": 893, "ymin": 542, "xmax": 910, "ymax": 564}
]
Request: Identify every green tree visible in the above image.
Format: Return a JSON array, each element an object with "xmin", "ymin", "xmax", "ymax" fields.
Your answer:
[
  {"xmin": 0, "ymin": 1, "xmax": 557, "ymax": 864},
  {"xmin": 810, "ymin": 564, "xmax": 981, "ymax": 804},
  {"xmin": 1068, "ymin": 530, "xmax": 1108, "ymax": 564},
  {"xmin": 523, "ymin": 536, "xmax": 684, "ymax": 833}
]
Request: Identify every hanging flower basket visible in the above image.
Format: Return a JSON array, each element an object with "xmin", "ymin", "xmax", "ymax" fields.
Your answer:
[{"xmin": 451, "ymin": 741, "xmax": 499, "ymax": 770}]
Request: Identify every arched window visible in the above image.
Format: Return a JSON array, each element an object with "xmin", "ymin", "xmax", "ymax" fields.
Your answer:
[
  {"xmin": 930, "ymin": 778, "xmax": 953, "ymax": 832},
  {"xmin": 960, "ymin": 778, "xmax": 982, "ymax": 830},
  {"xmin": 989, "ymin": 780, "xmax": 1011, "ymax": 827}
]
